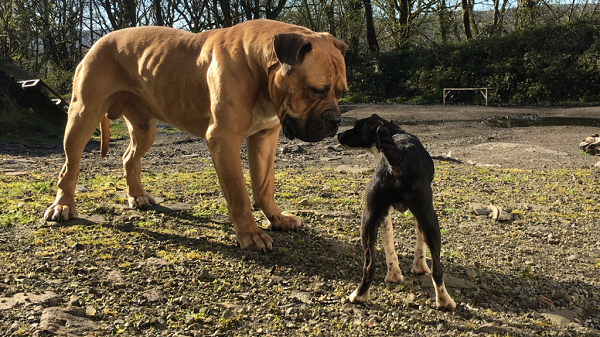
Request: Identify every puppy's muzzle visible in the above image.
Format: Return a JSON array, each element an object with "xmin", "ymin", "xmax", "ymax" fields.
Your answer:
[{"xmin": 283, "ymin": 109, "xmax": 342, "ymax": 142}]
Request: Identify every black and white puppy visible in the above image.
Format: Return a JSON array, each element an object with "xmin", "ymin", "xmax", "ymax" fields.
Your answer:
[{"xmin": 337, "ymin": 114, "xmax": 455, "ymax": 309}]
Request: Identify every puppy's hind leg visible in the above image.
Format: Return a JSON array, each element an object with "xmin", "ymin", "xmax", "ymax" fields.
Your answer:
[
  {"xmin": 411, "ymin": 225, "xmax": 432, "ymax": 275},
  {"xmin": 349, "ymin": 202, "xmax": 388, "ymax": 303},
  {"xmin": 122, "ymin": 116, "xmax": 157, "ymax": 208},
  {"xmin": 380, "ymin": 206, "xmax": 403, "ymax": 283},
  {"xmin": 45, "ymin": 102, "xmax": 104, "ymax": 221},
  {"xmin": 409, "ymin": 188, "xmax": 456, "ymax": 309}
]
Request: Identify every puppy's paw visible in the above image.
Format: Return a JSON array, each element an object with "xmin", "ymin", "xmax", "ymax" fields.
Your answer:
[
  {"xmin": 349, "ymin": 289, "xmax": 369, "ymax": 303},
  {"xmin": 128, "ymin": 194, "xmax": 156, "ymax": 208},
  {"xmin": 44, "ymin": 204, "xmax": 78, "ymax": 222},
  {"xmin": 436, "ymin": 296, "xmax": 457, "ymax": 310},
  {"xmin": 237, "ymin": 227, "xmax": 273, "ymax": 252},
  {"xmin": 411, "ymin": 261, "xmax": 432, "ymax": 275},
  {"xmin": 267, "ymin": 212, "xmax": 302, "ymax": 231},
  {"xmin": 384, "ymin": 268, "xmax": 404, "ymax": 283}
]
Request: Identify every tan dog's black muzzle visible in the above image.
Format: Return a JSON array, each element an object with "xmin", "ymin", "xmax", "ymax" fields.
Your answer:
[
  {"xmin": 282, "ymin": 109, "xmax": 342, "ymax": 142},
  {"xmin": 322, "ymin": 109, "xmax": 342, "ymax": 128}
]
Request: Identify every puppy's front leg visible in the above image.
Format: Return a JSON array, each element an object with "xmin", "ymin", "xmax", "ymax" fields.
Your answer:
[
  {"xmin": 380, "ymin": 206, "xmax": 403, "ymax": 283},
  {"xmin": 247, "ymin": 124, "xmax": 302, "ymax": 231},
  {"xmin": 206, "ymin": 130, "xmax": 273, "ymax": 252}
]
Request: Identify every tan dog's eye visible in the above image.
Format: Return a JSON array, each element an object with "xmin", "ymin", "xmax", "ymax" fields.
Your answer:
[{"xmin": 309, "ymin": 86, "xmax": 329, "ymax": 98}]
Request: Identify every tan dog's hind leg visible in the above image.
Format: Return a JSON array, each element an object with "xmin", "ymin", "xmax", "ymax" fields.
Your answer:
[
  {"xmin": 207, "ymin": 130, "xmax": 273, "ymax": 251},
  {"xmin": 122, "ymin": 117, "xmax": 157, "ymax": 208},
  {"xmin": 380, "ymin": 207, "xmax": 403, "ymax": 283},
  {"xmin": 411, "ymin": 225, "xmax": 432, "ymax": 275},
  {"xmin": 44, "ymin": 104, "xmax": 103, "ymax": 221},
  {"xmin": 248, "ymin": 125, "xmax": 302, "ymax": 231}
]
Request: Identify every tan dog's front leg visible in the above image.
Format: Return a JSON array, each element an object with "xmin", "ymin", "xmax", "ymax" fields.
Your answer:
[
  {"xmin": 45, "ymin": 113, "xmax": 100, "ymax": 221},
  {"xmin": 123, "ymin": 118, "xmax": 157, "ymax": 208},
  {"xmin": 248, "ymin": 125, "xmax": 302, "ymax": 231},
  {"xmin": 207, "ymin": 133, "xmax": 273, "ymax": 251}
]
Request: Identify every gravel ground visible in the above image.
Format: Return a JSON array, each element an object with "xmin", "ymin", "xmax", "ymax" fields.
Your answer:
[{"xmin": 1, "ymin": 105, "xmax": 600, "ymax": 336}]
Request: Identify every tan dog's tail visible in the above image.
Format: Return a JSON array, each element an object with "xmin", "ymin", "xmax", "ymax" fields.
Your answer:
[{"xmin": 100, "ymin": 115, "xmax": 110, "ymax": 159}]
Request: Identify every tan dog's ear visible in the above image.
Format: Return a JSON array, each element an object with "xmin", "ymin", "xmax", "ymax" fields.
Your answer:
[
  {"xmin": 273, "ymin": 33, "xmax": 313, "ymax": 76},
  {"xmin": 319, "ymin": 33, "xmax": 348, "ymax": 56}
]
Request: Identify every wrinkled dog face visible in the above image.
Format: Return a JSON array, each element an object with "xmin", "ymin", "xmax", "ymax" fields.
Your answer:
[{"xmin": 272, "ymin": 33, "xmax": 348, "ymax": 142}]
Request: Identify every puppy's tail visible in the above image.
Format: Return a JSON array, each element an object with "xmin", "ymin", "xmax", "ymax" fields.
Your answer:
[{"xmin": 100, "ymin": 115, "xmax": 110, "ymax": 159}]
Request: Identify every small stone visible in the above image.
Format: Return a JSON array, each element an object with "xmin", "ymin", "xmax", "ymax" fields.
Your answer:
[
  {"xmin": 221, "ymin": 309, "xmax": 236, "ymax": 319},
  {"xmin": 292, "ymin": 290, "xmax": 313, "ymax": 304},
  {"xmin": 466, "ymin": 269, "xmax": 478, "ymax": 279},
  {"xmin": 85, "ymin": 306, "xmax": 96, "ymax": 316},
  {"xmin": 405, "ymin": 293, "xmax": 417, "ymax": 305}
]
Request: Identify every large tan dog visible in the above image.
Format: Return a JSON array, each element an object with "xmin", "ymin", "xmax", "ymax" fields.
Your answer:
[{"xmin": 44, "ymin": 19, "xmax": 348, "ymax": 251}]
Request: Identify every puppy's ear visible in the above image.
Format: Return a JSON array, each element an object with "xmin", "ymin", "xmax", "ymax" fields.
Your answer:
[
  {"xmin": 273, "ymin": 33, "xmax": 313, "ymax": 76},
  {"xmin": 363, "ymin": 118, "xmax": 384, "ymax": 144}
]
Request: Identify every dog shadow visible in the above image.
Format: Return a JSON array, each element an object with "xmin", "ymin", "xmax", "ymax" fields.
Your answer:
[{"xmin": 41, "ymin": 202, "xmax": 600, "ymax": 330}]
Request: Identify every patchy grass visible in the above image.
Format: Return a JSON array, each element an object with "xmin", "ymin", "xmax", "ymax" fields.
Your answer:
[{"xmin": 1, "ymin": 160, "xmax": 600, "ymax": 336}]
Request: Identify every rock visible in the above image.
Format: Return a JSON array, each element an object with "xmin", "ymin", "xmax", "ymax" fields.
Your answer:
[
  {"xmin": 292, "ymin": 290, "xmax": 313, "ymax": 304},
  {"xmin": 474, "ymin": 322, "xmax": 511, "ymax": 335},
  {"xmin": 68, "ymin": 295, "xmax": 84, "ymax": 307},
  {"xmin": 540, "ymin": 307, "xmax": 583, "ymax": 327},
  {"xmin": 466, "ymin": 269, "xmax": 478, "ymax": 279},
  {"xmin": 329, "ymin": 242, "xmax": 354, "ymax": 255},
  {"xmin": 319, "ymin": 156, "xmax": 342, "ymax": 162},
  {"xmin": 281, "ymin": 145, "xmax": 307, "ymax": 154},
  {"xmin": 420, "ymin": 274, "xmax": 474, "ymax": 289},
  {"xmin": 39, "ymin": 307, "xmax": 98, "ymax": 335},
  {"xmin": 221, "ymin": 309, "xmax": 236, "ymax": 319},
  {"xmin": 145, "ymin": 257, "xmax": 170, "ymax": 268},
  {"xmin": 199, "ymin": 269, "xmax": 214, "ymax": 281},
  {"xmin": 143, "ymin": 289, "xmax": 165, "ymax": 303},
  {"xmin": 0, "ymin": 291, "xmax": 60, "ymax": 310},
  {"xmin": 85, "ymin": 306, "xmax": 96, "ymax": 316},
  {"xmin": 105, "ymin": 270, "xmax": 125, "ymax": 285},
  {"xmin": 404, "ymin": 293, "xmax": 417, "ymax": 305},
  {"xmin": 335, "ymin": 165, "xmax": 372, "ymax": 174}
]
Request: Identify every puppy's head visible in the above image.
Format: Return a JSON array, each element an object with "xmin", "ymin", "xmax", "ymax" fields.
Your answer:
[
  {"xmin": 337, "ymin": 114, "xmax": 402, "ymax": 154},
  {"xmin": 270, "ymin": 32, "xmax": 348, "ymax": 142}
]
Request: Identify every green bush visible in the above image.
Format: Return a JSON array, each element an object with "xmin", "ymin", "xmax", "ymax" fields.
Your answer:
[{"xmin": 345, "ymin": 18, "xmax": 600, "ymax": 105}]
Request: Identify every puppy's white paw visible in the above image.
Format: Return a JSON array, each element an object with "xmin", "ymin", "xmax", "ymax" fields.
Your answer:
[
  {"xmin": 384, "ymin": 268, "xmax": 404, "ymax": 283},
  {"xmin": 349, "ymin": 289, "xmax": 369, "ymax": 303}
]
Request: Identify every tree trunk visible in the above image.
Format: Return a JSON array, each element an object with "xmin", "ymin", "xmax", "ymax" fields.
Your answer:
[
  {"xmin": 398, "ymin": 0, "xmax": 410, "ymax": 43},
  {"xmin": 363, "ymin": 0, "xmax": 379, "ymax": 52},
  {"xmin": 154, "ymin": 0, "xmax": 164, "ymax": 26},
  {"xmin": 461, "ymin": 0, "xmax": 472, "ymax": 40},
  {"xmin": 438, "ymin": 0, "xmax": 450, "ymax": 42},
  {"xmin": 124, "ymin": 0, "xmax": 137, "ymax": 27}
]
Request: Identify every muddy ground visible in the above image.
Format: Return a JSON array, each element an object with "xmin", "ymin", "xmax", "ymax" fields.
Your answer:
[{"xmin": 1, "ymin": 104, "xmax": 600, "ymax": 336}]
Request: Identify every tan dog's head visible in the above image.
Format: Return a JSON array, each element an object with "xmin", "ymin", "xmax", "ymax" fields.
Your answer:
[{"xmin": 270, "ymin": 32, "xmax": 348, "ymax": 142}]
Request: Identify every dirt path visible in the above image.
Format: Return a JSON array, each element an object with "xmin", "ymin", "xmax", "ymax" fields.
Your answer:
[{"xmin": 341, "ymin": 105, "xmax": 600, "ymax": 170}]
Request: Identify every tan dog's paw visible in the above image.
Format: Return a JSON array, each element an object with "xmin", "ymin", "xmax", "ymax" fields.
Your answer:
[
  {"xmin": 128, "ymin": 194, "xmax": 156, "ymax": 208},
  {"xmin": 267, "ymin": 212, "xmax": 302, "ymax": 231},
  {"xmin": 237, "ymin": 228, "xmax": 273, "ymax": 252},
  {"xmin": 349, "ymin": 289, "xmax": 369, "ymax": 303},
  {"xmin": 44, "ymin": 204, "xmax": 78, "ymax": 222}
]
